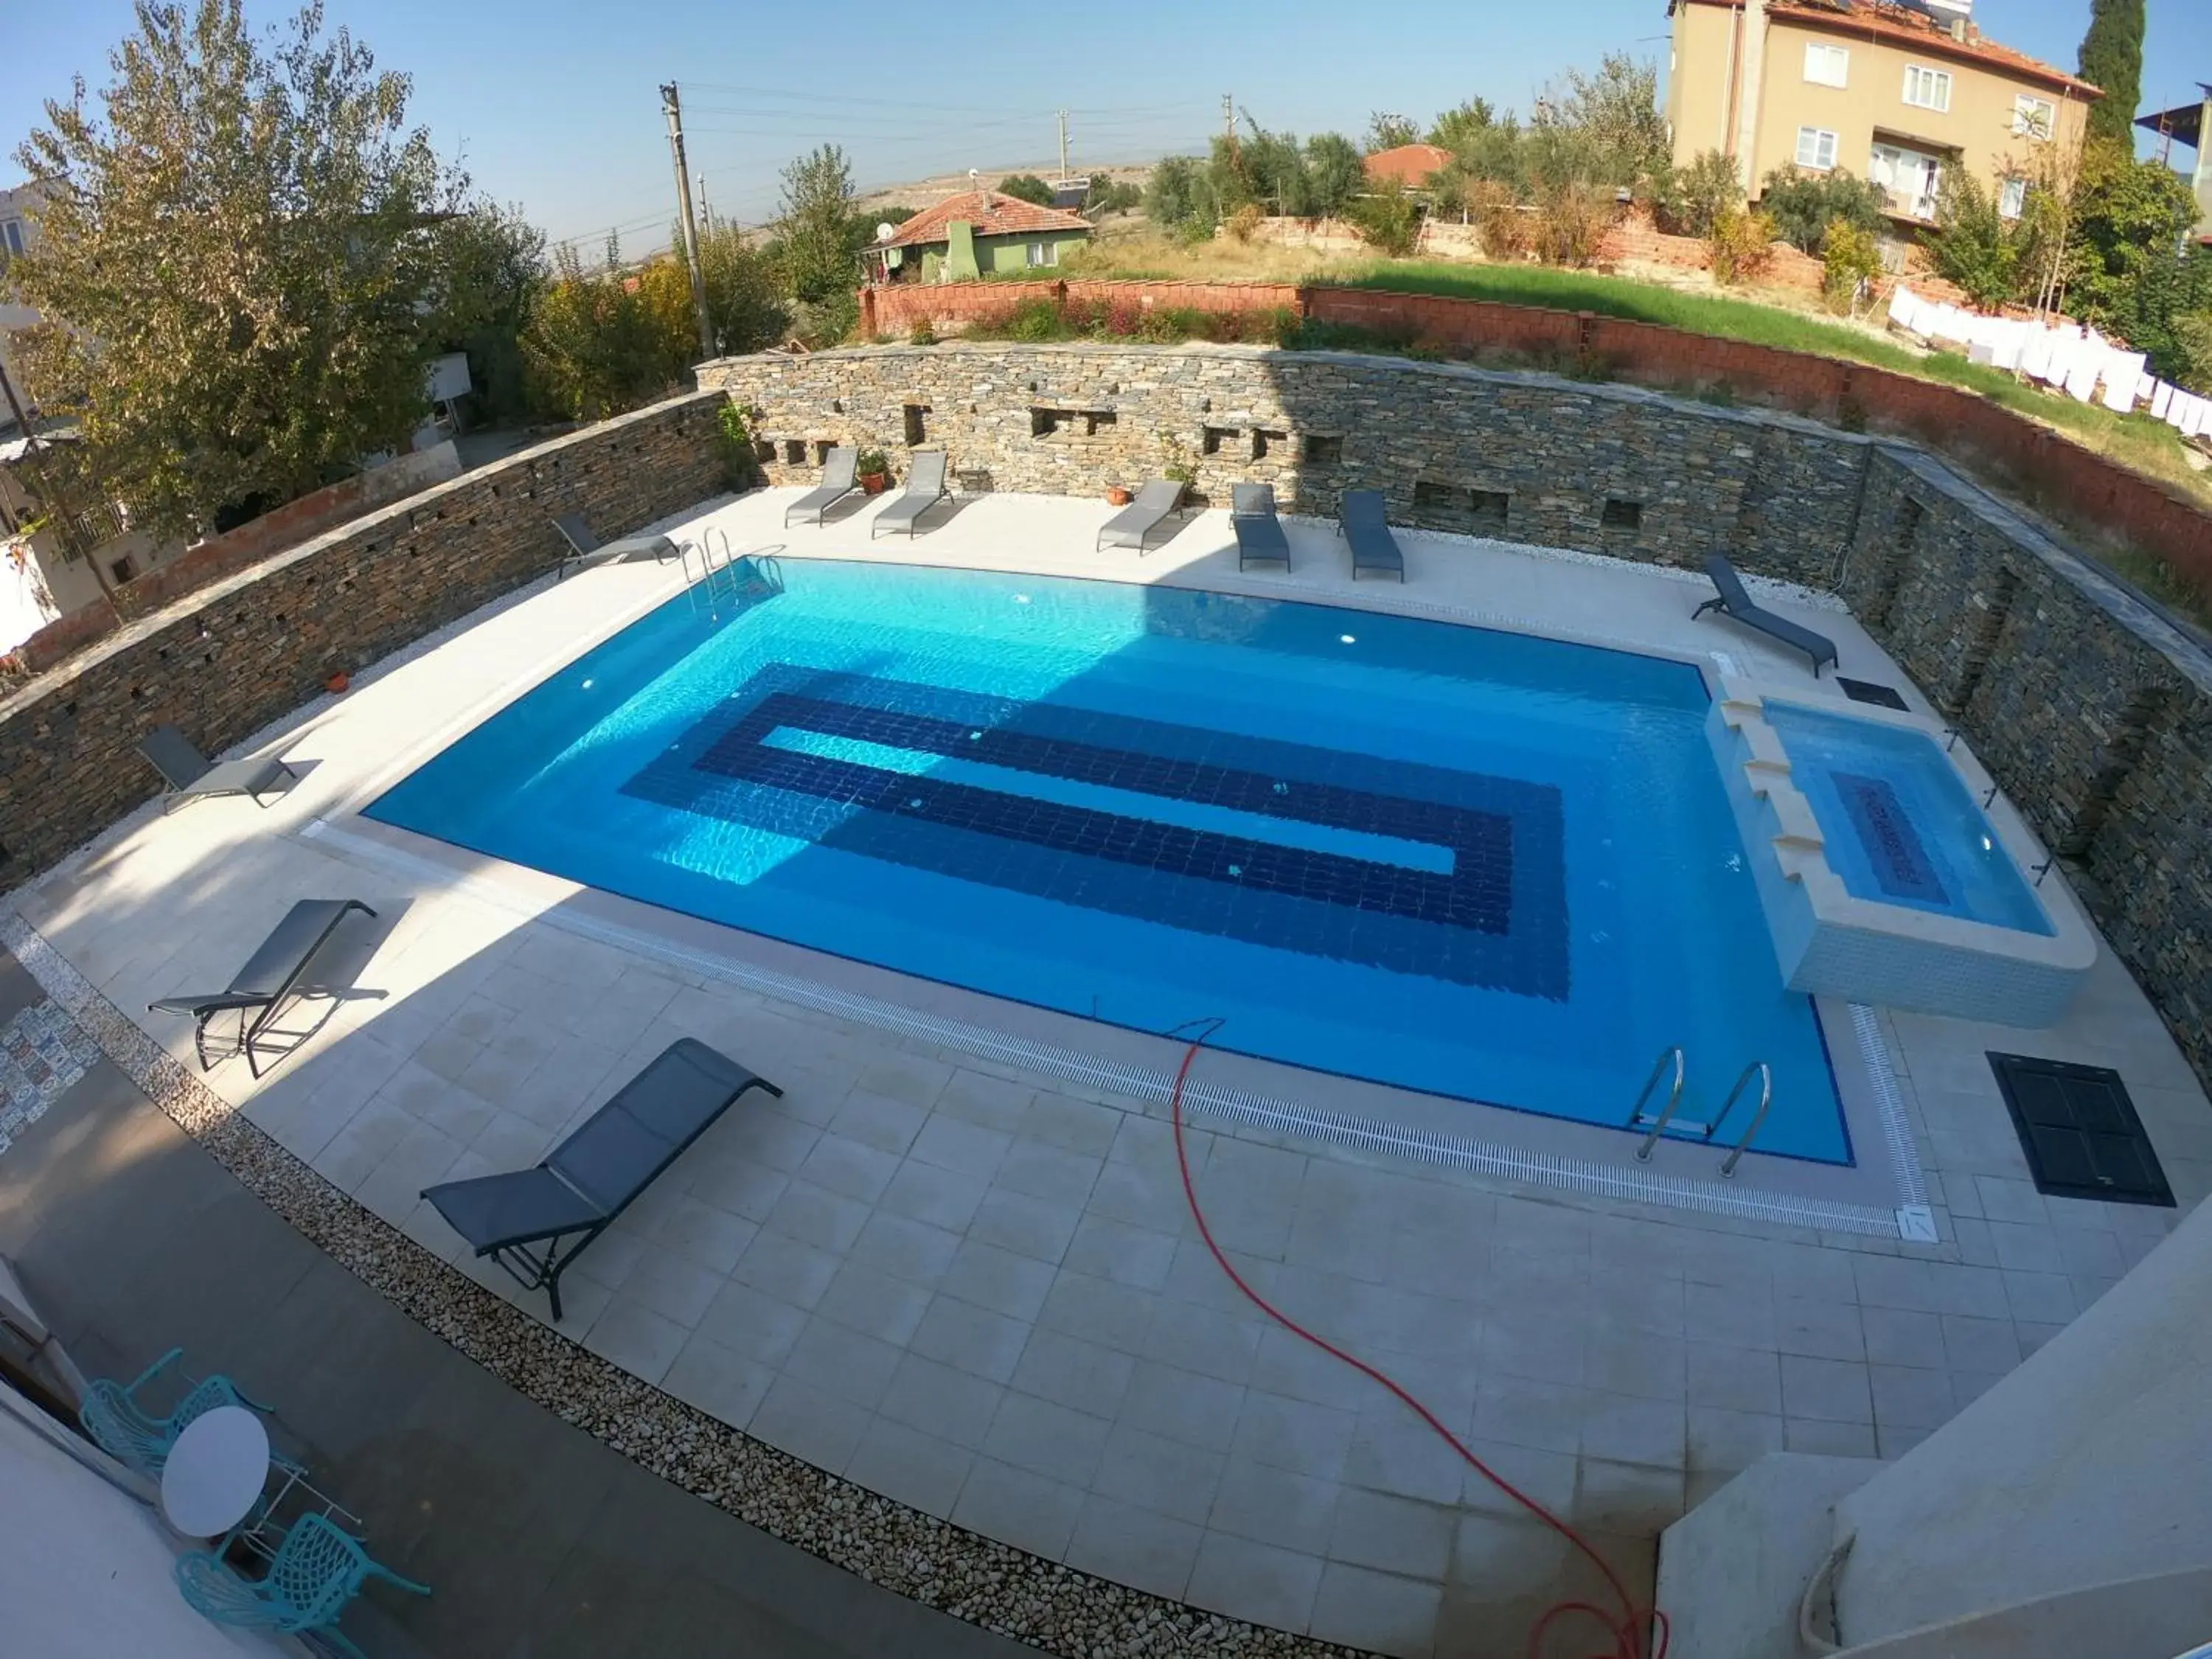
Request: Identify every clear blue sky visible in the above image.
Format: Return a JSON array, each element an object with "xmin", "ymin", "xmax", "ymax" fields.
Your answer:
[{"xmin": 4, "ymin": 0, "xmax": 2208, "ymax": 258}]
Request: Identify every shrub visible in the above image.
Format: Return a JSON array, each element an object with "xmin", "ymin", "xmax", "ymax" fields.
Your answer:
[
  {"xmin": 1347, "ymin": 184, "xmax": 1422, "ymax": 257},
  {"xmin": 1225, "ymin": 203, "xmax": 1265, "ymax": 243},
  {"xmin": 1533, "ymin": 184, "xmax": 1610, "ymax": 268},
  {"xmin": 1821, "ymin": 217, "xmax": 1883, "ymax": 314},
  {"xmin": 1708, "ymin": 206, "xmax": 1778, "ymax": 285},
  {"xmin": 855, "ymin": 448, "xmax": 888, "ymax": 479},
  {"xmin": 1759, "ymin": 165, "xmax": 1886, "ymax": 254},
  {"xmin": 1144, "ymin": 155, "xmax": 1220, "ymax": 238},
  {"xmin": 998, "ymin": 174, "xmax": 1057, "ymax": 207},
  {"xmin": 1470, "ymin": 180, "xmax": 1531, "ymax": 261},
  {"xmin": 909, "ymin": 318, "xmax": 938, "ymax": 345},
  {"xmin": 714, "ymin": 403, "xmax": 757, "ymax": 487},
  {"xmin": 1001, "ymin": 295, "xmax": 1071, "ymax": 341},
  {"xmin": 1659, "ymin": 149, "xmax": 1742, "ymax": 238},
  {"xmin": 1930, "ymin": 173, "xmax": 2023, "ymax": 310}
]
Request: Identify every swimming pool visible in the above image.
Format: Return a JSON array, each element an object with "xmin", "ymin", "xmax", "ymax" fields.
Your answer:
[
  {"xmin": 1764, "ymin": 701, "xmax": 2052, "ymax": 935},
  {"xmin": 369, "ymin": 559, "xmax": 1852, "ymax": 1164}
]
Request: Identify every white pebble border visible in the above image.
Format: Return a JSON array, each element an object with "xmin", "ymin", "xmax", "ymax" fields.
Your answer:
[{"xmin": 0, "ymin": 907, "xmax": 1369, "ymax": 1659}]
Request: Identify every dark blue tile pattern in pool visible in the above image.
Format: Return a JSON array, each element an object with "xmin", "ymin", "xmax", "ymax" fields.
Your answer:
[
  {"xmin": 1833, "ymin": 771, "xmax": 1948, "ymax": 905},
  {"xmin": 625, "ymin": 667, "xmax": 1569, "ymax": 997}
]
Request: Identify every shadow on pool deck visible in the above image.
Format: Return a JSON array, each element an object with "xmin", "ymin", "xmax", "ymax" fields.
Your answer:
[{"xmin": 0, "ymin": 973, "xmax": 1037, "ymax": 1659}]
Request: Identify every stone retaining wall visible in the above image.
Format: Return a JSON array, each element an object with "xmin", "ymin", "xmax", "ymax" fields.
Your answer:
[
  {"xmin": 0, "ymin": 391, "xmax": 726, "ymax": 891},
  {"xmin": 703, "ymin": 341, "xmax": 1868, "ymax": 586},
  {"xmin": 706, "ymin": 341, "xmax": 2212, "ymax": 1087}
]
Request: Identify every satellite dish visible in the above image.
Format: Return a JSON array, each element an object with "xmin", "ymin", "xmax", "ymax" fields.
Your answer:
[
  {"xmin": 968, "ymin": 169, "xmax": 980, "ymax": 187},
  {"xmin": 875, "ymin": 222, "xmax": 897, "ymax": 242}
]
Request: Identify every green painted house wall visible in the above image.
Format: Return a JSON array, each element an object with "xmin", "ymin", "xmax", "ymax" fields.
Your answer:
[{"xmin": 917, "ymin": 220, "xmax": 1091, "ymax": 282}]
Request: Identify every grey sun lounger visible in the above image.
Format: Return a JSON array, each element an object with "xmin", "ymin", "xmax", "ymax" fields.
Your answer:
[
  {"xmin": 139, "ymin": 725, "xmax": 297, "ymax": 813},
  {"xmin": 1096, "ymin": 479, "xmax": 1186, "ymax": 553},
  {"xmin": 872, "ymin": 450, "xmax": 951, "ymax": 540},
  {"xmin": 783, "ymin": 446, "xmax": 860, "ymax": 526},
  {"xmin": 149, "ymin": 899, "xmax": 377, "ymax": 1077},
  {"xmin": 1337, "ymin": 490, "xmax": 1405, "ymax": 581},
  {"xmin": 420, "ymin": 1039, "xmax": 782, "ymax": 1321},
  {"xmin": 1693, "ymin": 554, "xmax": 1839, "ymax": 675},
  {"xmin": 1231, "ymin": 483, "xmax": 1290, "ymax": 571},
  {"xmin": 552, "ymin": 512, "xmax": 679, "ymax": 582}
]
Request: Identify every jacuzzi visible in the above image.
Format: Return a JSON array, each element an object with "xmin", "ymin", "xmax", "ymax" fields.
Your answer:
[{"xmin": 1708, "ymin": 681, "xmax": 2096, "ymax": 1026}]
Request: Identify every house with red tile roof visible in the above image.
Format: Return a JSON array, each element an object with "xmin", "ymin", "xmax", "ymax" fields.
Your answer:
[
  {"xmin": 866, "ymin": 190, "xmax": 1093, "ymax": 284},
  {"xmin": 1667, "ymin": 0, "xmax": 2098, "ymax": 231},
  {"xmin": 1363, "ymin": 144, "xmax": 1454, "ymax": 191}
]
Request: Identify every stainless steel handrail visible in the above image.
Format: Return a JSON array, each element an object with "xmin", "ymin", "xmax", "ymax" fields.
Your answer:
[
  {"xmin": 1629, "ymin": 1046, "xmax": 1688, "ymax": 1162},
  {"xmin": 1716, "ymin": 1062, "xmax": 1775, "ymax": 1177}
]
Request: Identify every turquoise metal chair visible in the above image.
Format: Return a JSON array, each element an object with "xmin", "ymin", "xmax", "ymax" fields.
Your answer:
[
  {"xmin": 175, "ymin": 1512, "xmax": 430, "ymax": 1657},
  {"xmin": 77, "ymin": 1347, "xmax": 275, "ymax": 1477}
]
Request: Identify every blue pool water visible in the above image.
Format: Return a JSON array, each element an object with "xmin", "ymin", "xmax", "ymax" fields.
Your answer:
[
  {"xmin": 1765, "ymin": 702, "xmax": 2053, "ymax": 936},
  {"xmin": 369, "ymin": 560, "xmax": 1851, "ymax": 1163}
]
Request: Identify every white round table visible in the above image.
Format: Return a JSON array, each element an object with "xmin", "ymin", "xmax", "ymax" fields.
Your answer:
[{"xmin": 160, "ymin": 1405, "xmax": 271, "ymax": 1539}]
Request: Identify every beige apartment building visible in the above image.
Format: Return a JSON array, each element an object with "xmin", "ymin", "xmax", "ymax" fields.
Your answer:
[{"xmin": 1666, "ymin": 0, "xmax": 2098, "ymax": 229}]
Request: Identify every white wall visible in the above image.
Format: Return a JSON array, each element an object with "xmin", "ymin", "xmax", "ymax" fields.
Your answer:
[
  {"xmin": 1832, "ymin": 1192, "xmax": 2212, "ymax": 1643},
  {"xmin": 0, "ymin": 1394, "xmax": 284, "ymax": 1658}
]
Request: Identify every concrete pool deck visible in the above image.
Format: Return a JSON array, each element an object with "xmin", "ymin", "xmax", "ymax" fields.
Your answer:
[{"xmin": 5, "ymin": 485, "xmax": 2207, "ymax": 1659}]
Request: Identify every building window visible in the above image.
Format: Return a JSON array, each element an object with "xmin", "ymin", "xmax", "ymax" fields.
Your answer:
[
  {"xmin": 0, "ymin": 219, "xmax": 23, "ymax": 260},
  {"xmin": 2014, "ymin": 94, "xmax": 2056, "ymax": 139},
  {"xmin": 108, "ymin": 554, "xmax": 138, "ymax": 585},
  {"xmin": 1803, "ymin": 43, "xmax": 1849, "ymax": 88},
  {"xmin": 1999, "ymin": 176, "xmax": 2028, "ymax": 219},
  {"xmin": 1870, "ymin": 144, "xmax": 1946, "ymax": 221},
  {"xmin": 1026, "ymin": 240, "xmax": 1056, "ymax": 268},
  {"xmin": 1795, "ymin": 127, "xmax": 1840, "ymax": 171},
  {"xmin": 1902, "ymin": 64, "xmax": 1952, "ymax": 112}
]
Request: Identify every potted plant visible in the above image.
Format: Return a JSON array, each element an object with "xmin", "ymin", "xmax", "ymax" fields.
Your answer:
[
  {"xmin": 855, "ymin": 448, "xmax": 890, "ymax": 494},
  {"xmin": 1105, "ymin": 484, "xmax": 1133, "ymax": 507}
]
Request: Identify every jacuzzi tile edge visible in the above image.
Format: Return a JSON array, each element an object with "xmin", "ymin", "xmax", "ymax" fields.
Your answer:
[
  {"xmin": 0, "ymin": 904, "xmax": 1362, "ymax": 1659},
  {"xmin": 1709, "ymin": 678, "xmax": 2098, "ymax": 1027},
  {"xmin": 299, "ymin": 816, "xmax": 1925, "ymax": 1239}
]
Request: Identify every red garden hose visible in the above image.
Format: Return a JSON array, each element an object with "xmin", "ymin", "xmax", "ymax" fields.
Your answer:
[{"xmin": 1165, "ymin": 1023, "xmax": 1669, "ymax": 1659}]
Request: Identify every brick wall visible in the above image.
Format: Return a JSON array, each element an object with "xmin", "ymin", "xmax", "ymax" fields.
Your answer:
[
  {"xmin": 0, "ymin": 391, "xmax": 726, "ymax": 891},
  {"xmin": 701, "ymin": 341, "xmax": 1864, "ymax": 585}
]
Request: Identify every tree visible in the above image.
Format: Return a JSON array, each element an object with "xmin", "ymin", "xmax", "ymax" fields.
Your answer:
[
  {"xmin": 521, "ymin": 244, "xmax": 672, "ymax": 421},
  {"xmin": 1658, "ymin": 149, "xmax": 1743, "ymax": 237},
  {"xmin": 2076, "ymin": 0, "xmax": 2145, "ymax": 150},
  {"xmin": 1555, "ymin": 55, "xmax": 1669, "ymax": 194},
  {"xmin": 1707, "ymin": 206, "xmax": 1778, "ymax": 285},
  {"xmin": 1304, "ymin": 133, "xmax": 1366, "ymax": 218},
  {"xmin": 775, "ymin": 145, "xmax": 860, "ymax": 305},
  {"xmin": 998, "ymin": 173, "xmax": 1056, "ymax": 208},
  {"xmin": 9, "ymin": 0, "xmax": 467, "ymax": 539},
  {"xmin": 2066, "ymin": 142, "xmax": 2202, "ymax": 325},
  {"xmin": 1930, "ymin": 172, "xmax": 2025, "ymax": 309},
  {"xmin": 429, "ymin": 200, "xmax": 546, "ymax": 423},
  {"xmin": 1758, "ymin": 164, "xmax": 1887, "ymax": 254},
  {"xmin": 689, "ymin": 219, "xmax": 788, "ymax": 360},
  {"xmin": 1144, "ymin": 154, "xmax": 1219, "ymax": 239},
  {"xmin": 1821, "ymin": 218, "xmax": 1883, "ymax": 315},
  {"xmin": 1427, "ymin": 100, "xmax": 1496, "ymax": 152},
  {"xmin": 1237, "ymin": 123, "xmax": 1312, "ymax": 215},
  {"xmin": 1366, "ymin": 112, "xmax": 1421, "ymax": 153}
]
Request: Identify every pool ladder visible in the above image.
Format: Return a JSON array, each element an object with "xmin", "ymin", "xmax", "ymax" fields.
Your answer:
[{"xmin": 1627, "ymin": 1046, "xmax": 1775, "ymax": 1178}]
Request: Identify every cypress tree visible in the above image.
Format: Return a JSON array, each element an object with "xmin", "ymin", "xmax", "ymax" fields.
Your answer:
[{"xmin": 2076, "ymin": 0, "xmax": 2146, "ymax": 150}]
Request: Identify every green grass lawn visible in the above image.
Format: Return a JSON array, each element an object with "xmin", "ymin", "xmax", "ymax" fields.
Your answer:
[{"xmin": 1351, "ymin": 263, "xmax": 2210, "ymax": 508}]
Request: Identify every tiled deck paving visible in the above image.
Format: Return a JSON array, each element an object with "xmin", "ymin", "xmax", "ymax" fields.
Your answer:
[{"xmin": 4, "ymin": 488, "xmax": 2205, "ymax": 1659}]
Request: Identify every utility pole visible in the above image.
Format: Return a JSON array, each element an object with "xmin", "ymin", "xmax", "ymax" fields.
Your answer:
[
  {"xmin": 1057, "ymin": 109, "xmax": 1070, "ymax": 182},
  {"xmin": 659, "ymin": 81, "xmax": 714, "ymax": 361},
  {"xmin": 1222, "ymin": 93, "xmax": 1235, "ymax": 142},
  {"xmin": 697, "ymin": 171, "xmax": 712, "ymax": 232}
]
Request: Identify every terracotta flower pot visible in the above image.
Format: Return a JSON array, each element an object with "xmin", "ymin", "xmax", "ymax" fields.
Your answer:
[
  {"xmin": 1106, "ymin": 486, "xmax": 1133, "ymax": 507},
  {"xmin": 860, "ymin": 473, "xmax": 889, "ymax": 495},
  {"xmin": 325, "ymin": 671, "xmax": 351, "ymax": 694}
]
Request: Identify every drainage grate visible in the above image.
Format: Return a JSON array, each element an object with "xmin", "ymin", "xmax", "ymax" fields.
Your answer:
[
  {"xmin": 1989, "ymin": 1052, "xmax": 2174, "ymax": 1206},
  {"xmin": 1837, "ymin": 677, "xmax": 1910, "ymax": 712}
]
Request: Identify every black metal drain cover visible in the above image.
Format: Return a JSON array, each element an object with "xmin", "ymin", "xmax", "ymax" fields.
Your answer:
[
  {"xmin": 1989, "ymin": 1053, "xmax": 2174, "ymax": 1206},
  {"xmin": 1837, "ymin": 677, "xmax": 1910, "ymax": 711}
]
